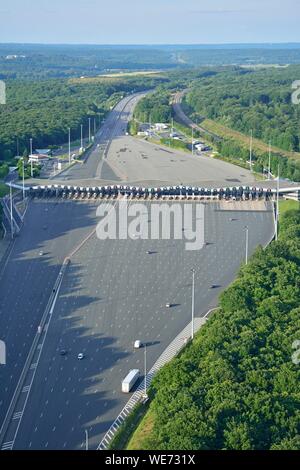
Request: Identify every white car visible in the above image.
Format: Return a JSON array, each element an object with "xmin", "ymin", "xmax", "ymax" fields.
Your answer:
[
  {"xmin": 134, "ymin": 340, "xmax": 142, "ymax": 349},
  {"xmin": 77, "ymin": 353, "xmax": 84, "ymax": 360},
  {"xmin": 39, "ymin": 251, "xmax": 44, "ymax": 256},
  {"xmin": 166, "ymin": 303, "xmax": 172, "ymax": 308}
]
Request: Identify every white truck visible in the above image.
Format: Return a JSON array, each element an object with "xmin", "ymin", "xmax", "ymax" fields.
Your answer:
[{"xmin": 122, "ymin": 369, "xmax": 140, "ymax": 393}]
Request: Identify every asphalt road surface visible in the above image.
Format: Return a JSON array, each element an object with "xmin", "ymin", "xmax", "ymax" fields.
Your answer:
[
  {"xmin": 53, "ymin": 93, "xmax": 145, "ymax": 183},
  {"xmin": 0, "ymin": 200, "xmax": 101, "ymax": 437},
  {"xmin": 104, "ymin": 136, "xmax": 256, "ymax": 187},
  {"xmin": 0, "ymin": 91, "xmax": 276, "ymax": 452},
  {"xmin": 30, "ymin": 91, "xmax": 257, "ymax": 189},
  {"xmin": 12, "ymin": 200, "xmax": 274, "ymax": 450}
]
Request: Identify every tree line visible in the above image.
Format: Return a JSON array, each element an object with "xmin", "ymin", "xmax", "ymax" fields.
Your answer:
[{"xmin": 0, "ymin": 75, "xmax": 165, "ymax": 163}]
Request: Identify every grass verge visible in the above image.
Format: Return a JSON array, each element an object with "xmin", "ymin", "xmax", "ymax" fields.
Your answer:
[
  {"xmin": 108, "ymin": 400, "xmax": 151, "ymax": 450},
  {"xmin": 127, "ymin": 409, "xmax": 155, "ymax": 450},
  {"xmin": 279, "ymin": 199, "xmax": 300, "ymax": 219},
  {"xmin": 201, "ymin": 118, "xmax": 300, "ymax": 161}
]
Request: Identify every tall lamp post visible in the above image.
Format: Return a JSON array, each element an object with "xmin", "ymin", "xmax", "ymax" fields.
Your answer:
[
  {"xmin": 268, "ymin": 140, "xmax": 272, "ymax": 179},
  {"xmin": 276, "ymin": 165, "xmax": 280, "ymax": 241},
  {"xmin": 85, "ymin": 430, "xmax": 89, "ymax": 451},
  {"xmin": 30, "ymin": 138, "xmax": 33, "ymax": 177},
  {"xmin": 191, "ymin": 269, "xmax": 195, "ymax": 340},
  {"xmin": 68, "ymin": 128, "xmax": 71, "ymax": 165},
  {"xmin": 192, "ymin": 128, "xmax": 194, "ymax": 156},
  {"xmin": 144, "ymin": 344, "xmax": 148, "ymax": 399},
  {"xmin": 81, "ymin": 124, "xmax": 83, "ymax": 149},
  {"xmin": 249, "ymin": 129, "xmax": 253, "ymax": 171},
  {"xmin": 245, "ymin": 226, "xmax": 249, "ymax": 265},
  {"xmin": 22, "ymin": 157, "xmax": 25, "ymax": 200},
  {"xmin": 10, "ymin": 184, "xmax": 13, "ymax": 239}
]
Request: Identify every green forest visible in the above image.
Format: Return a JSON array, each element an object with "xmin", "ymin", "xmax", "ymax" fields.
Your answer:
[
  {"xmin": 0, "ymin": 75, "xmax": 165, "ymax": 162},
  {"xmin": 2, "ymin": 44, "xmax": 300, "ymax": 80},
  {"xmin": 133, "ymin": 87, "xmax": 173, "ymax": 124},
  {"xmin": 185, "ymin": 66, "xmax": 300, "ymax": 153},
  {"xmin": 179, "ymin": 66, "xmax": 300, "ymax": 180},
  {"xmin": 130, "ymin": 207, "xmax": 300, "ymax": 450}
]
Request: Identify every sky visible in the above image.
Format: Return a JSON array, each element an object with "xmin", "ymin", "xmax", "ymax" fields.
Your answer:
[{"xmin": 0, "ymin": 0, "xmax": 299, "ymax": 44}]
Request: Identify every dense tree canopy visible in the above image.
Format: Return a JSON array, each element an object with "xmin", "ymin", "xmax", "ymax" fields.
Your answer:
[
  {"xmin": 183, "ymin": 66, "xmax": 300, "ymax": 180},
  {"xmin": 185, "ymin": 66, "xmax": 300, "ymax": 153},
  {"xmin": 0, "ymin": 75, "xmax": 165, "ymax": 162},
  {"xmin": 134, "ymin": 87, "xmax": 173, "ymax": 124}
]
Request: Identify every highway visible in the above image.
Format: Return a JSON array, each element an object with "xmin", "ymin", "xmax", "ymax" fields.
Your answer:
[
  {"xmin": 29, "ymin": 91, "xmax": 257, "ymax": 189},
  {"xmin": 0, "ymin": 200, "xmax": 101, "ymax": 443},
  {"xmin": 54, "ymin": 93, "xmax": 145, "ymax": 183},
  {"xmin": 0, "ymin": 91, "xmax": 276, "ymax": 451},
  {"xmin": 11, "ymin": 200, "xmax": 274, "ymax": 450},
  {"xmin": 172, "ymin": 90, "xmax": 221, "ymax": 141}
]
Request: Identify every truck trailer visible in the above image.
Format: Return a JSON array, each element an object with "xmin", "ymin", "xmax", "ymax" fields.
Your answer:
[{"xmin": 122, "ymin": 369, "xmax": 140, "ymax": 393}]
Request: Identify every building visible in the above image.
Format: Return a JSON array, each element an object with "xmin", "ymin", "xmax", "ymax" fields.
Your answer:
[
  {"xmin": 28, "ymin": 154, "xmax": 50, "ymax": 164},
  {"xmin": 155, "ymin": 123, "xmax": 168, "ymax": 131}
]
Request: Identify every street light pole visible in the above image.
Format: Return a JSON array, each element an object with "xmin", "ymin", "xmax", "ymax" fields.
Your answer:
[
  {"xmin": 68, "ymin": 128, "xmax": 71, "ymax": 165},
  {"xmin": 268, "ymin": 140, "xmax": 271, "ymax": 179},
  {"xmin": 144, "ymin": 344, "xmax": 147, "ymax": 398},
  {"xmin": 30, "ymin": 138, "xmax": 33, "ymax": 177},
  {"xmin": 191, "ymin": 269, "xmax": 195, "ymax": 340},
  {"xmin": 85, "ymin": 430, "xmax": 88, "ymax": 451},
  {"xmin": 192, "ymin": 128, "xmax": 194, "ymax": 156},
  {"xmin": 10, "ymin": 184, "xmax": 13, "ymax": 239},
  {"xmin": 249, "ymin": 129, "xmax": 253, "ymax": 171},
  {"xmin": 245, "ymin": 226, "xmax": 249, "ymax": 265},
  {"xmin": 22, "ymin": 158, "xmax": 25, "ymax": 200},
  {"xmin": 88, "ymin": 118, "xmax": 91, "ymax": 143},
  {"xmin": 276, "ymin": 165, "xmax": 280, "ymax": 241},
  {"xmin": 81, "ymin": 124, "xmax": 83, "ymax": 149}
]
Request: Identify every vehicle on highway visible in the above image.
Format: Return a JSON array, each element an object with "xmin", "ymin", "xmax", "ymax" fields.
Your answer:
[
  {"xmin": 134, "ymin": 340, "xmax": 142, "ymax": 349},
  {"xmin": 39, "ymin": 251, "xmax": 44, "ymax": 256},
  {"xmin": 166, "ymin": 303, "xmax": 172, "ymax": 308},
  {"xmin": 77, "ymin": 353, "xmax": 84, "ymax": 360},
  {"xmin": 122, "ymin": 369, "xmax": 140, "ymax": 393}
]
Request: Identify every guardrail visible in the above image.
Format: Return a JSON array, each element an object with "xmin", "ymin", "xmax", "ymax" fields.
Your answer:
[{"xmin": 98, "ymin": 308, "xmax": 218, "ymax": 450}]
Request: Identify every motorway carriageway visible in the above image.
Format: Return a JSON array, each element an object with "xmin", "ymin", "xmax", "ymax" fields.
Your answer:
[{"xmin": 5, "ymin": 199, "xmax": 275, "ymax": 450}]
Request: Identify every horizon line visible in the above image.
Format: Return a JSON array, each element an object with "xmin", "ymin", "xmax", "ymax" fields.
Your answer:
[{"xmin": 1, "ymin": 41, "xmax": 300, "ymax": 47}]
